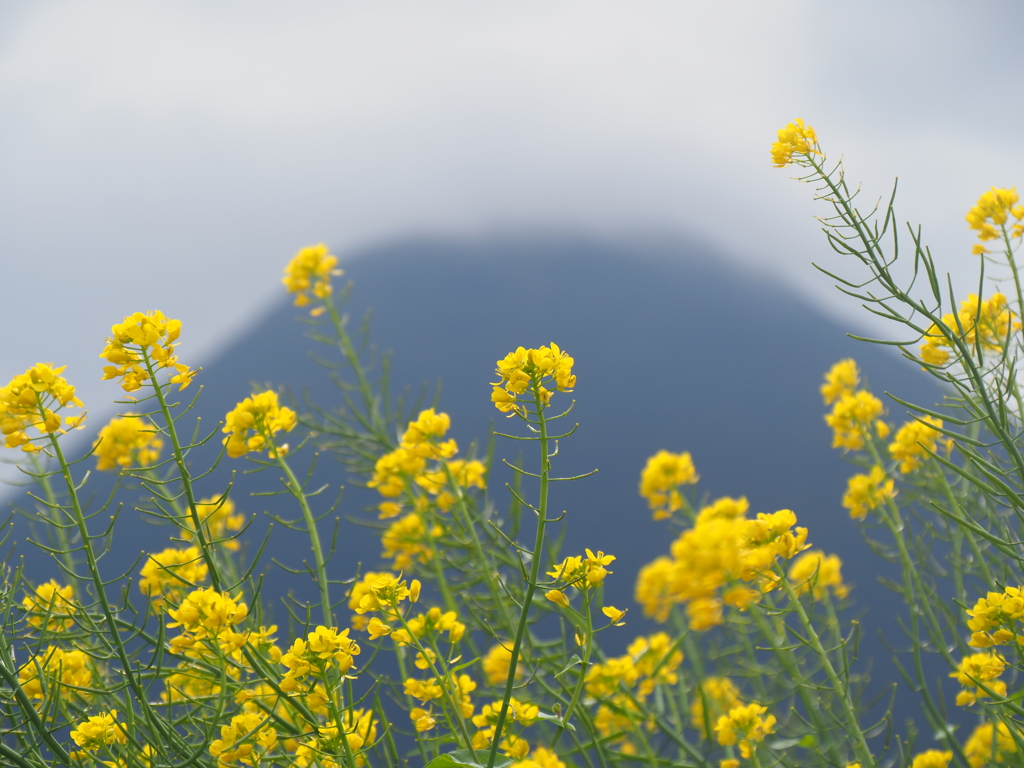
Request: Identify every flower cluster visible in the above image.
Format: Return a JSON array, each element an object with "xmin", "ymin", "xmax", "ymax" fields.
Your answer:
[
  {"xmin": 491, "ymin": 343, "xmax": 575, "ymax": 415},
  {"xmin": 166, "ymin": 587, "xmax": 249, "ymax": 659},
  {"xmin": 17, "ymin": 646, "xmax": 92, "ymax": 701},
  {"xmin": 966, "ymin": 586, "xmax": 1024, "ymax": 647},
  {"xmin": 93, "ymin": 414, "xmax": 163, "ymax": 471},
  {"xmin": 910, "ymin": 751, "xmax": 953, "ymax": 768},
  {"xmin": 787, "ymin": 551, "xmax": 849, "ymax": 600},
  {"xmin": 1, "ymin": 363, "xmax": 85, "ymax": 453},
  {"xmin": 821, "ymin": 360, "xmax": 889, "ymax": 451},
  {"xmin": 482, "ymin": 643, "xmax": 517, "ymax": 686},
  {"xmin": 295, "ymin": 709, "xmax": 377, "ymax": 766},
  {"xmin": 949, "ymin": 652, "xmax": 1006, "ymax": 706},
  {"xmin": 770, "ymin": 118, "xmax": 819, "ymax": 168},
  {"xmin": 280, "ymin": 626, "xmax": 362, "ymax": 695},
  {"xmin": 888, "ymin": 416, "xmax": 951, "ymax": 473},
  {"xmin": 182, "ymin": 496, "xmax": 246, "ymax": 551},
  {"xmin": 222, "ymin": 390, "xmax": 297, "ymax": 459},
  {"xmin": 69, "ymin": 710, "xmax": 127, "ymax": 755},
  {"xmin": 405, "ymin": 674, "xmax": 476, "ymax": 733},
  {"xmin": 638, "ymin": 450, "xmax": 699, "ymax": 520},
  {"xmin": 546, "ymin": 549, "xmax": 616, "ymax": 607},
  {"xmin": 964, "ymin": 722, "xmax": 1017, "ymax": 768},
  {"xmin": 472, "ymin": 697, "xmax": 539, "ymax": 758},
  {"xmin": 920, "ymin": 292, "xmax": 1015, "ymax": 366},
  {"xmin": 842, "ymin": 466, "xmax": 895, "ymax": 520},
  {"xmin": 100, "ymin": 310, "xmax": 196, "ymax": 392},
  {"xmin": 511, "ymin": 747, "xmax": 566, "ymax": 768},
  {"xmin": 966, "ymin": 187, "xmax": 1024, "ymax": 246},
  {"xmin": 690, "ymin": 676, "xmax": 741, "ymax": 734},
  {"xmin": 634, "ymin": 499, "xmax": 809, "ymax": 629},
  {"xmin": 139, "ymin": 546, "xmax": 209, "ymax": 613},
  {"xmin": 820, "ymin": 358, "xmax": 858, "ymax": 404},
  {"xmin": 209, "ymin": 711, "xmax": 278, "ymax": 767},
  {"xmin": 22, "ymin": 580, "xmax": 76, "ymax": 632},
  {"xmin": 714, "ymin": 702, "xmax": 776, "ymax": 759},
  {"xmin": 381, "ymin": 513, "xmax": 442, "ymax": 571},
  {"xmin": 282, "ymin": 243, "xmax": 341, "ymax": 312}
]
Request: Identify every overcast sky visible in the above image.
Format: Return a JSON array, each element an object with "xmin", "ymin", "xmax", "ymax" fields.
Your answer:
[{"xmin": 2, "ymin": 1, "xmax": 1023, "ymax": 415}]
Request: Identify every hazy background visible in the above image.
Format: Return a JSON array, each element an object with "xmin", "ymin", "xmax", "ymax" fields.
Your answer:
[
  {"xmin": 2, "ymin": 0, "xmax": 1021, "ymax": 745},
  {"xmin": 2, "ymin": 1, "xmax": 1023, "ymax": 406}
]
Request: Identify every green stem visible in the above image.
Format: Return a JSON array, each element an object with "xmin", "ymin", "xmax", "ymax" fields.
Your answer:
[
  {"xmin": 486, "ymin": 383, "xmax": 551, "ymax": 768},
  {"xmin": 550, "ymin": 590, "xmax": 593, "ymax": 748}
]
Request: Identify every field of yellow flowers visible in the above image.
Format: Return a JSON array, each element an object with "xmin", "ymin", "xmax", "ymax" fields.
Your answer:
[{"xmin": 2, "ymin": 123, "xmax": 1024, "ymax": 768}]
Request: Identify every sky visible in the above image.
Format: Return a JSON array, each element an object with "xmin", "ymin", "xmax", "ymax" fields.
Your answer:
[{"xmin": 2, "ymin": 1, "xmax": 1023, "ymax": 414}]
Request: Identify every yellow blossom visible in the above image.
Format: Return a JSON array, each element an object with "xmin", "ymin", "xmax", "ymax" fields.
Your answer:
[
  {"xmin": 825, "ymin": 390, "xmax": 884, "ymax": 450},
  {"xmin": 686, "ymin": 597, "xmax": 723, "ymax": 631},
  {"xmin": 282, "ymin": 243, "xmax": 341, "ymax": 312},
  {"xmin": 512, "ymin": 747, "xmax": 565, "ymax": 768},
  {"xmin": 910, "ymin": 752, "xmax": 953, "ymax": 768},
  {"xmin": 634, "ymin": 557, "xmax": 676, "ymax": 623},
  {"xmin": 381, "ymin": 513, "xmax": 440, "ymax": 571},
  {"xmin": 788, "ymin": 551, "xmax": 850, "ymax": 600},
  {"xmin": 920, "ymin": 293, "xmax": 1015, "ymax": 366},
  {"xmin": 966, "ymin": 187, "xmax": 1023, "ymax": 241},
  {"xmin": 162, "ymin": 662, "xmax": 223, "ymax": 703},
  {"xmin": 209, "ymin": 712, "xmax": 277, "ymax": 767},
  {"xmin": 695, "ymin": 496, "xmax": 748, "ymax": 525},
  {"xmin": 70, "ymin": 711, "xmax": 127, "ymax": 752},
  {"xmin": 185, "ymin": 496, "xmax": 246, "ymax": 551},
  {"xmin": 93, "ymin": 414, "xmax": 163, "ymax": 471},
  {"xmin": 602, "ymin": 606, "xmax": 627, "ymax": 626},
  {"xmin": 404, "ymin": 606, "xmax": 467, "ymax": 644},
  {"xmin": 889, "ymin": 416, "xmax": 950, "ymax": 473},
  {"xmin": 950, "ymin": 653, "xmax": 1007, "ymax": 706},
  {"xmin": 17, "ymin": 646, "xmax": 92, "ymax": 701},
  {"xmin": 22, "ymin": 580, "xmax": 76, "ymax": 632},
  {"xmin": 410, "ymin": 707, "xmax": 436, "ymax": 732},
  {"xmin": 352, "ymin": 572, "xmax": 416, "ymax": 616},
  {"xmin": 473, "ymin": 697, "xmax": 539, "ymax": 728},
  {"xmin": 482, "ymin": 643, "xmax": 520, "ymax": 686},
  {"xmin": 139, "ymin": 546, "xmax": 209, "ymax": 614},
  {"xmin": 639, "ymin": 450, "xmax": 699, "ymax": 519},
  {"xmin": 966, "ymin": 586, "xmax": 1024, "ymax": 647},
  {"xmin": 964, "ymin": 722, "xmax": 1017, "ymax": 768},
  {"xmin": 770, "ymin": 118, "xmax": 819, "ymax": 168},
  {"xmin": 821, "ymin": 359, "xmax": 860, "ymax": 405},
  {"xmin": 715, "ymin": 702, "xmax": 776, "ymax": 759},
  {"xmin": 627, "ymin": 633, "xmax": 682, "ymax": 697},
  {"xmin": 281, "ymin": 627, "xmax": 361, "ymax": 693},
  {"xmin": 492, "ymin": 343, "xmax": 575, "ymax": 415},
  {"xmin": 222, "ymin": 390, "xmax": 296, "ymax": 459},
  {"xmin": 0, "ymin": 363, "xmax": 85, "ymax": 453},
  {"xmin": 548, "ymin": 550, "xmax": 616, "ymax": 589},
  {"xmin": 100, "ymin": 311, "xmax": 196, "ymax": 392},
  {"xmin": 690, "ymin": 677, "xmax": 741, "ymax": 734},
  {"xmin": 166, "ymin": 587, "xmax": 249, "ymax": 659},
  {"xmin": 842, "ymin": 466, "xmax": 895, "ymax": 520}
]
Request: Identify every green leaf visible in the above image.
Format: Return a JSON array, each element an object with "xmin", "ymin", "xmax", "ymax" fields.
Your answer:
[
  {"xmin": 554, "ymin": 654, "xmax": 582, "ymax": 678},
  {"xmin": 424, "ymin": 749, "xmax": 513, "ymax": 768},
  {"xmin": 535, "ymin": 711, "xmax": 575, "ymax": 731}
]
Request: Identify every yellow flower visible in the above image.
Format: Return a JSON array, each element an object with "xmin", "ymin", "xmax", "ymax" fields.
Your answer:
[
  {"xmin": 770, "ymin": 118, "xmax": 819, "ymax": 168},
  {"xmin": 545, "ymin": 589, "xmax": 570, "ymax": 608},
  {"xmin": 185, "ymin": 496, "xmax": 246, "ymax": 551},
  {"xmin": 162, "ymin": 662, "xmax": 223, "ymax": 703},
  {"xmin": 639, "ymin": 450, "xmax": 699, "ymax": 519},
  {"xmin": 788, "ymin": 551, "xmax": 850, "ymax": 600},
  {"xmin": 410, "ymin": 707, "xmax": 436, "ymax": 732},
  {"xmin": 964, "ymin": 722, "xmax": 1017, "ymax": 768},
  {"xmin": 492, "ymin": 343, "xmax": 575, "ymax": 415},
  {"xmin": 889, "ymin": 417, "xmax": 951, "ymax": 473},
  {"xmin": 920, "ymin": 293, "xmax": 1015, "ymax": 366},
  {"xmin": 950, "ymin": 652, "xmax": 1007, "ymax": 706},
  {"xmin": 512, "ymin": 746, "xmax": 566, "ymax": 768},
  {"xmin": 966, "ymin": 586, "xmax": 1024, "ymax": 647},
  {"xmin": 281, "ymin": 627, "xmax": 361, "ymax": 691},
  {"xmin": 473, "ymin": 697, "xmax": 539, "ymax": 728},
  {"xmin": 381, "ymin": 513, "xmax": 440, "ymax": 571},
  {"xmin": 821, "ymin": 359, "xmax": 859, "ymax": 405},
  {"xmin": 690, "ymin": 676, "xmax": 740, "ymax": 734},
  {"xmin": 22, "ymin": 580, "xmax": 76, "ymax": 632},
  {"xmin": 910, "ymin": 752, "xmax": 953, "ymax": 768},
  {"xmin": 17, "ymin": 646, "xmax": 92, "ymax": 701},
  {"xmin": 405, "ymin": 606, "xmax": 467, "ymax": 644},
  {"xmin": 401, "ymin": 408, "xmax": 458, "ymax": 459},
  {"xmin": 825, "ymin": 390, "xmax": 884, "ymax": 450},
  {"xmin": 686, "ymin": 597, "xmax": 723, "ymax": 631},
  {"xmin": 842, "ymin": 466, "xmax": 895, "ymax": 520},
  {"xmin": 352, "ymin": 572, "xmax": 416, "ymax": 616},
  {"xmin": 966, "ymin": 187, "xmax": 1023, "ymax": 242},
  {"xmin": 209, "ymin": 712, "xmax": 277, "ymax": 767},
  {"xmin": 634, "ymin": 557, "xmax": 676, "ymax": 623},
  {"xmin": 222, "ymin": 390, "xmax": 296, "ymax": 459},
  {"xmin": 93, "ymin": 414, "xmax": 163, "ymax": 471},
  {"xmin": 139, "ymin": 546, "xmax": 209, "ymax": 614},
  {"xmin": 366, "ymin": 617, "xmax": 392, "ymax": 640},
  {"xmin": 404, "ymin": 677, "xmax": 444, "ymax": 702},
  {"xmin": 101, "ymin": 311, "xmax": 196, "ymax": 392},
  {"xmin": 627, "ymin": 632, "xmax": 683, "ymax": 697},
  {"xmin": 482, "ymin": 643, "xmax": 519, "ymax": 686},
  {"xmin": 282, "ymin": 243, "xmax": 341, "ymax": 312},
  {"xmin": 0, "ymin": 363, "xmax": 84, "ymax": 453},
  {"xmin": 714, "ymin": 702, "xmax": 776, "ymax": 759},
  {"xmin": 695, "ymin": 496, "xmax": 748, "ymax": 525},
  {"xmin": 602, "ymin": 606, "xmax": 627, "ymax": 626},
  {"xmin": 70, "ymin": 711, "xmax": 127, "ymax": 752},
  {"xmin": 166, "ymin": 587, "xmax": 249, "ymax": 659}
]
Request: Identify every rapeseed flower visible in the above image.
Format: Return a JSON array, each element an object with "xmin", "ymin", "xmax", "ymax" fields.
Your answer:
[
  {"xmin": 351, "ymin": 572, "xmax": 419, "ymax": 617},
  {"xmin": 101, "ymin": 311, "xmax": 196, "ymax": 392},
  {"xmin": 139, "ymin": 546, "xmax": 209, "ymax": 613},
  {"xmin": 825, "ymin": 390, "xmax": 885, "ymax": 450},
  {"xmin": 166, "ymin": 587, "xmax": 249, "ymax": 659},
  {"xmin": 282, "ymin": 243, "xmax": 341, "ymax": 313},
  {"xmin": 788, "ymin": 551, "xmax": 850, "ymax": 600},
  {"xmin": 70, "ymin": 710, "xmax": 127, "ymax": 753},
  {"xmin": 280, "ymin": 626, "xmax": 361, "ymax": 693},
  {"xmin": 690, "ymin": 676, "xmax": 741, "ymax": 733},
  {"xmin": 770, "ymin": 118, "xmax": 819, "ymax": 168},
  {"xmin": 208, "ymin": 712, "xmax": 278, "ymax": 767},
  {"xmin": 22, "ymin": 580, "xmax": 76, "ymax": 632},
  {"xmin": 634, "ymin": 557, "xmax": 676, "ymax": 623},
  {"xmin": 17, "ymin": 646, "xmax": 92, "ymax": 701},
  {"xmin": 910, "ymin": 751, "xmax": 953, "ymax": 768},
  {"xmin": 821, "ymin": 359, "xmax": 859, "ymax": 404},
  {"xmin": 182, "ymin": 496, "xmax": 246, "ymax": 551},
  {"xmin": 714, "ymin": 702, "xmax": 776, "ymax": 759},
  {"xmin": 222, "ymin": 390, "xmax": 296, "ymax": 459},
  {"xmin": 695, "ymin": 496, "xmax": 748, "ymax": 525},
  {"xmin": 966, "ymin": 187, "xmax": 1024, "ymax": 242},
  {"xmin": 950, "ymin": 652, "xmax": 1006, "ymax": 706},
  {"xmin": 512, "ymin": 747, "xmax": 566, "ymax": 768},
  {"xmin": 0, "ymin": 363, "xmax": 85, "ymax": 453},
  {"xmin": 548, "ymin": 549, "xmax": 615, "ymax": 589},
  {"xmin": 964, "ymin": 722, "xmax": 1017, "ymax": 768},
  {"xmin": 967, "ymin": 586, "xmax": 1024, "ymax": 647},
  {"xmin": 842, "ymin": 466, "xmax": 895, "ymax": 520},
  {"xmin": 639, "ymin": 450, "xmax": 699, "ymax": 520},
  {"xmin": 920, "ymin": 293, "xmax": 1015, "ymax": 366},
  {"xmin": 889, "ymin": 416, "xmax": 951, "ymax": 473},
  {"xmin": 93, "ymin": 414, "xmax": 162, "ymax": 471},
  {"xmin": 482, "ymin": 643, "xmax": 518, "ymax": 686},
  {"xmin": 381, "ymin": 513, "xmax": 441, "ymax": 571},
  {"xmin": 628, "ymin": 633, "xmax": 682, "ymax": 697},
  {"xmin": 492, "ymin": 343, "xmax": 575, "ymax": 415}
]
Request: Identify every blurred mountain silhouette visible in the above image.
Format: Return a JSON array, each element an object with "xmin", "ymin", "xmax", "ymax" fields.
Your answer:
[{"xmin": 7, "ymin": 233, "xmax": 951, "ymax": 738}]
